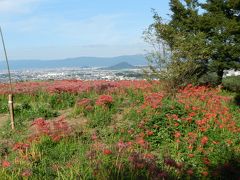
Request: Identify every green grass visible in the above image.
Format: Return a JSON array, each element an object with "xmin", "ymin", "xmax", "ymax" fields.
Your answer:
[{"xmin": 0, "ymin": 83, "xmax": 239, "ymax": 179}]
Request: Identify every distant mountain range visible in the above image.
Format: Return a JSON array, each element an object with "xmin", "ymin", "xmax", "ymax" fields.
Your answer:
[
  {"xmin": 0, "ymin": 55, "xmax": 147, "ymax": 70},
  {"xmin": 103, "ymin": 62, "xmax": 136, "ymax": 70}
]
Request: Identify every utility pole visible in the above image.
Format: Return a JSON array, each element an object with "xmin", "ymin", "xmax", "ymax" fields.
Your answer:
[{"xmin": 0, "ymin": 26, "xmax": 15, "ymax": 130}]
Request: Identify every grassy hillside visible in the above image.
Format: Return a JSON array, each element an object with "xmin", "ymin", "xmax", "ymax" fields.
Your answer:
[{"xmin": 0, "ymin": 80, "xmax": 239, "ymax": 179}]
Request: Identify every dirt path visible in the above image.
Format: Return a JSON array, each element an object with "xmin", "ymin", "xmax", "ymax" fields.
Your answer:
[
  {"xmin": 55, "ymin": 109, "xmax": 89, "ymax": 128},
  {"xmin": 29, "ymin": 109, "xmax": 89, "ymax": 135},
  {"xmin": 0, "ymin": 114, "xmax": 8, "ymax": 128}
]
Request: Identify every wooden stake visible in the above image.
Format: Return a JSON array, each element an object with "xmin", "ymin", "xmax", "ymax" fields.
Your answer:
[
  {"xmin": 8, "ymin": 94, "xmax": 14, "ymax": 130},
  {"xmin": 0, "ymin": 27, "xmax": 15, "ymax": 130}
]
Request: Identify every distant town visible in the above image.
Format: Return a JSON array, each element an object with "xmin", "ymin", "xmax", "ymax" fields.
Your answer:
[{"xmin": 0, "ymin": 63, "xmax": 145, "ymax": 83}]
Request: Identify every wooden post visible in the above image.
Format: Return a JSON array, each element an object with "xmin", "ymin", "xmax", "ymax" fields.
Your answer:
[
  {"xmin": 8, "ymin": 94, "xmax": 14, "ymax": 129},
  {"xmin": 0, "ymin": 27, "xmax": 14, "ymax": 130}
]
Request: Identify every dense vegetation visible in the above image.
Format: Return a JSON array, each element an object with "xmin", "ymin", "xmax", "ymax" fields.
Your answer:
[
  {"xmin": 0, "ymin": 80, "xmax": 239, "ymax": 179},
  {"xmin": 144, "ymin": 0, "xmax": 240, "ymax": 87}
]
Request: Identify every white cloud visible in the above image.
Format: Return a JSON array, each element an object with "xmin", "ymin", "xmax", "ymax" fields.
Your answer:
[
  {"xmin": 4, "ymin": 13, "xmax": 134, "ymax": 45},
  {"xmin": 0, "ymin": 1, "xmax": 147, "ymax": 59},
  {"xmin": 0, "ymin": 0, "xmax": 41, "ymax": 14},
  {"xmin": 54, "ymin": 14, "xmax": 126, "ymax": 44}
]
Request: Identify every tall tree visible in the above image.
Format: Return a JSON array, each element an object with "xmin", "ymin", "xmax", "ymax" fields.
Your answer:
[
  {"xmin": 200, "ymin": 0, "xmax": 240, "ymax": 84},
  {"xmin": 145, "ymin": 0, "xmax": 240, "ymax": 85}
]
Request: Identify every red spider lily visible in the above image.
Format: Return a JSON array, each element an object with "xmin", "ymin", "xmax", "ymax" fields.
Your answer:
[
  {"xmin": 103, "ymin": 149, "xmax": 112, "ymax": 155},
  {"xmin": 172, "ymin": 114, "xmax": 178, "ymax": 120},
  {"xmin": 52, "ymin": 164, "xmax": 60, "ymax": 171},
  {"xmin": 202, "ymin": 171, "xmax": 209, "ymax": 176},
  {"xmin": 31, "ymin": 118, "xmax": 50, "ymax": 135},
  {"xmin": 166, "ymin": 114, "xmax": 180, "ymax": 121},
  {"xmin": 127, "ymin": 141, "xmax": 133, "ymax": 146},
  {"xmin": 188, "ymin": 145, "xmax": 193, "ymax": 150},
  {"xmin": 226, "ymin": 139, "xmax": 233, "ymax": 145},
  {"xmin": 0, "ymin": 80, "xmax": 157, "ymax": 95},
  {"xmin": 201, "ymin": 136, "xmax": 208, "ymax": 145},
  {"xmin": 188, "ymin": 132, "xmax": 197, "ymax": 138},
  {"xmin": 143, "ymin": 153, "xmax": 155, "ymax": 160},
  {"xmin": 53, "ymin": 120, "xmax": 68, "ymax": 131},
  {"xmin": 30, "ymin": 117, "xmax": 71, "ymax": 142},
  {"xmin": 116, "ymin": 141, "xmax": 128, "ymax": 150},
  {"xmin": 146, "ymin": 130, "xmax": 154, "ymax": 136},
  {"xmin": 212, "ymin": 140, "xmax": 219, "ymax": 145},
  {"xmin": 91, "ymin": 133, "xmax": 98, "ymax": 141},
  {"xmin": 85, "ymin": 105, "xmax": 93, "ymax": 111},
  {"xmin": 188, "ymin": 154, "xmax": 195, "ymax": 158},
  {"xmin": 129, "ymin": 152, "xmax": 169, "ymax": 178},
  {"xmin": 142, "ymin": 92, "xmax": 164, "ymax": 109},
  {"xmin": 127, "ymin": 129, "xmax": 134, "ymax": 134},
  {"xmin": 77, "ymin": 98, "xmax": 91, "ymax": 107},
  {"xmin": 96, "ymin": 95, "xmax": 113, "ymax": 106},
  {"xmin": 186, "ymin": 169, "xmax": 194, "ymax": 175},
  {"xmin": 12, "ymin": 142, "xmax": 30, "ymax": 151},
  {"xmin": 117, "ymin": 141, "xmax": 133, "ymax": 151},
  {"xmin": 51, "ymin": 135, "xmax": 62, "ymax": 142},
  {"xmin": 2, "ymin": 160, "xmax": 11, "ymax": 168},
  {"xmin": 21, "ymin": 169, "xmax": 32, "ymax": 177},
  {"xmin": 137, "ymin": 132, "xmax": 145, "ymax": 138},
  {"xmin": 174, "ymin": 122, "xmax": 179, "ymax": 127},
  {"xmin": 135, "ymin": 162, "xmax": 145, "ymax": 169},
  {"xmin": 136, "ymin": 137, "xmax": 145, "ymax": 146},
  {"xmin": 164, "ymin": 157, "xmax": 178, "ymax": 168},
  {"xmin": 175, "ymin": 139, "xmax": 180, "ymax": 143},
  {"xmin": 174, "ymin": 131, "xmax": 181, "ymax": 139},
  {"xmin": 66, "ymin": 162, "xmax": 73, "ymax": 168},
  {"xmin": 188, "ymin": 112, "xmax": 197, "ymax": 117},
  {"xmin": 52, "ymin": 118, "xmax": 71, "ymax": 135},
  {"xmin": 203, "ymin": 157, "xmax": 211, "ymax": 165}
]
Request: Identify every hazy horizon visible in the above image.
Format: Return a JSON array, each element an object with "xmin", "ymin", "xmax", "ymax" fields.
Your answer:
[{"xmin": 7, "ymin": 53, "xmax": 146, "ymax": 61}]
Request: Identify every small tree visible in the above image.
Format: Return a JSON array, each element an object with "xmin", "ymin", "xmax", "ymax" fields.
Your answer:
[{"xmin": 145, "ymin": 0, "xmax": 240, "ymax": 86}]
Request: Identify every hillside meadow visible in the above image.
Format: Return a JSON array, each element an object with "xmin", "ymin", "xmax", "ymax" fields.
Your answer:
[{"xmin": 0, "ymin": 80, "xmax": 239, "ymax": 179}]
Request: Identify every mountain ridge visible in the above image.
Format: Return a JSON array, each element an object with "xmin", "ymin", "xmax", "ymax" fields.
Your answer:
[
  {"xmin": 104, "ymin": 62, "xmax": 136, "ymax": 70},
  {"xmin": 0, "ymin": 55, "xmax": 147, "ymax": 70}
]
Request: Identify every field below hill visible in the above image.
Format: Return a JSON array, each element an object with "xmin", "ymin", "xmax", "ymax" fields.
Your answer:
[{"xmin": 0, "ymin": 80, "xmax": 239, "ymax": 179}]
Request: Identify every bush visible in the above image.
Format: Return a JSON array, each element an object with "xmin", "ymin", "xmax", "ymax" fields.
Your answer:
[
  {"xmin": 234, "ymin": 93, "xmax": 240, "ymax": 106},
  {"xmin": 222, "ymin": 76, "xmax": 240, "ymax": 92},
  {"xmin": 197, "ymin": 72, "xmax": 218, "ymax": 86}
]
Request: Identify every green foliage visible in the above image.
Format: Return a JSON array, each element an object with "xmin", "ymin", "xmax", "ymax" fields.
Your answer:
[
  {"xmin": 145, "ymin": 99, "xmax": 189, "ymax": 147},
  {"xmin": 48, "ymin": 92, "xmax": 76, "ymax": 110},
  {"xmin": 222, "ymin": 75, "xmax": 240, "ymax": 92},
  {"xmin": 145, "ymin": 0, "xmax": 240, "ymax": 86},
  {"xmin": 13, "ymin": 102, "xmax": 59, "ymax": 129},
  {"xmin": 0, "ymin": 95, "xmax": 8, "ymax": 114},
  {"xmin": 31, "ymin": 136, "xmax": 78, "ymax": 178},
  {"xmin": 0, "ymin": 82, "xmax": 240, "ymax": 179},
  {"xmin": 88, "ymin": 106, "xmax": 114, "ymax": 127},
  {"xmin": 234, "ymin": 93, "xmax": 240, "ymax": 106},
  {"xmin": 198, "ymin": 72, "xmax": 219, "ymax": 86}
]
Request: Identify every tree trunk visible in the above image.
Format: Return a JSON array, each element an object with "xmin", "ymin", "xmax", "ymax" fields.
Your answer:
[{"xmin": 216, "ymin": 69, "xmax": 224, "ymax": 85}]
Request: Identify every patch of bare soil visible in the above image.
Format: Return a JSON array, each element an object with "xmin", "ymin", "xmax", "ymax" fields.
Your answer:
[
  {"xmin": 0, "ymin": 114, "xmax": 8, "ymax": 129},
  {"xmin": 29, "ymin": 109, "xmax": 89, "ymax": 136}
]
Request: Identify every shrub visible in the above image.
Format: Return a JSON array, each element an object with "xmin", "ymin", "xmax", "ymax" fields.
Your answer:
[
  {"xmin": 234, "ymin": 93, "xmax": 240, "ymax": 106},
  {"xmin": 197, "ymin": 72, "xmax": 218, "ymax": 86},
  {"xmin": 222, "ymin": 76, "xmax": 240, "ymax": 92}
]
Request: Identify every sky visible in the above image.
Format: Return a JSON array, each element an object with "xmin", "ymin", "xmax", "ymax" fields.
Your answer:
[{"xmin": 0, "ymin": 0, "xmax": 170, "ymax": 60}]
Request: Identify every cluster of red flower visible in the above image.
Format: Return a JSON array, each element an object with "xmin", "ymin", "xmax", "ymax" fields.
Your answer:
[{"xmin": 95, "ymin": 95, "xmax": 113, "ymax": 106}]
